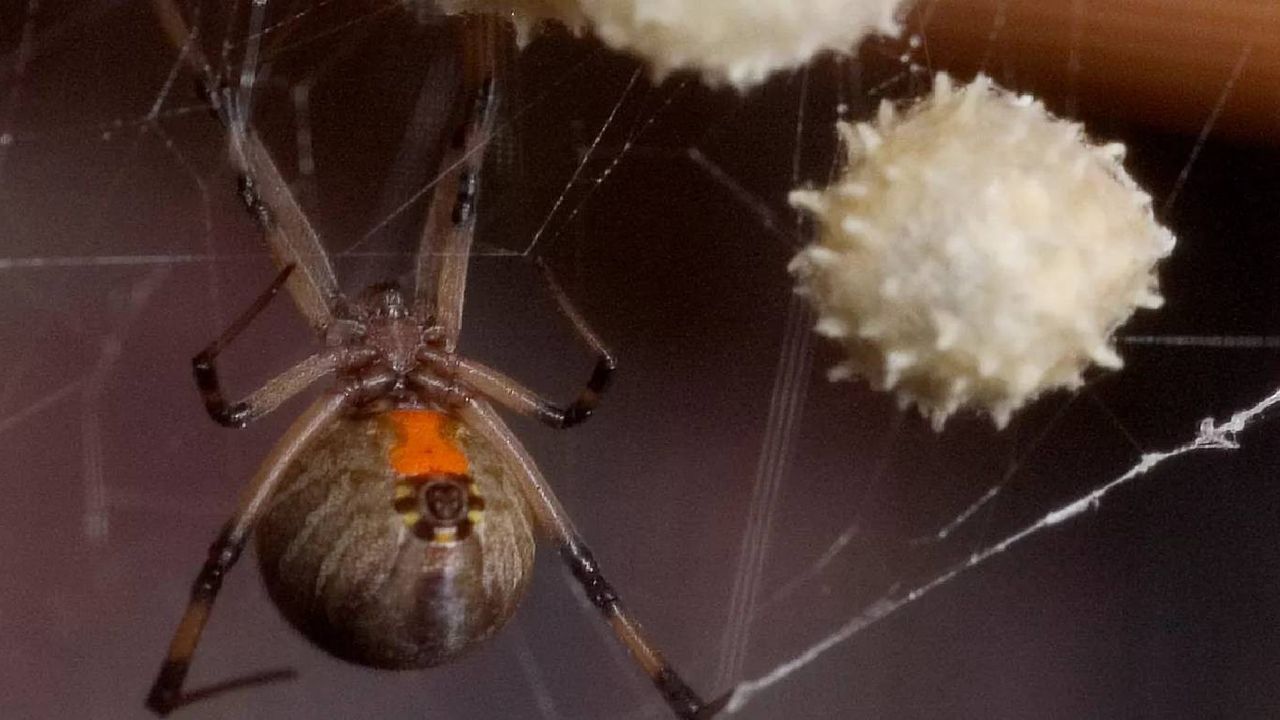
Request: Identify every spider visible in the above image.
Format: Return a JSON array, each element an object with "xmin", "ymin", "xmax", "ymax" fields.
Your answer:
[{"xmin": 144, "ymin": 7, "xmax": 725, "ymax": 719}]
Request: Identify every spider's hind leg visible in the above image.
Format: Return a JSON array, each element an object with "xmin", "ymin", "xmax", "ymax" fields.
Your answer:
[
  {"xmin": 145, "ymin": 395, "xmax": 346, "ymax": 715},
  {"xmin": 461, "ymin": 399, "xmax": 730, "ymax": 720},
  {"xmin": 559, "ymin": 539, "xmax": 733, "ymax": 719}
]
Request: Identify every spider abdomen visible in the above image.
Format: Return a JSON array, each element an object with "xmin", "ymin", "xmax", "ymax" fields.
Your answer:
[{"xmin": 254, "ymin": 408, "xmax": 536, "ymax": 670}]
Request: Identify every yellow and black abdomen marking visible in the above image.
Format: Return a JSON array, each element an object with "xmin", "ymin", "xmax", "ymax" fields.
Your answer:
[
  {"xmin": 393, "ymin": 473, "xmax": 485, "ymax": 543},
  {"xmin": 386, "ymin": 410, "xmax": 485, "ymax": 544}
]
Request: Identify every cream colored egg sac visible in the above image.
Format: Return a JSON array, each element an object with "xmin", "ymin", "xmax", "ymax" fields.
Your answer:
[
  {"xmin": 437, "ymin": 0, "xmax": 910, "ymax": 87},
  {"xmin": 789, "ymin": 74, "xmax": 1175, "ymax": 429}
]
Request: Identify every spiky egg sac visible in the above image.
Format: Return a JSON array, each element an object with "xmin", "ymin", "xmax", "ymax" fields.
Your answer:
[
  {"xmin": 789, "ymin": 74, "xmax": 1175, "ymax": 429},
  {"xmin": 438, "ymin": 0, "xmax": 909, "ymax": 88}
]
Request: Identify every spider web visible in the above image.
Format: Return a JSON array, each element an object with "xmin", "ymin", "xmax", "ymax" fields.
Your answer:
[{"xmin": 1, "ymin": 1, "xmax": 1278, "ymax": 719}]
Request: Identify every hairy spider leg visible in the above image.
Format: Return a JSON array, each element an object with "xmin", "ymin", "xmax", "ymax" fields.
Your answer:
[
  {"xmin": 413, "ymin": 15, "xmax": 504, "ymax": 350},
  {"xmin": 415, "ymin": 260, "xmax": 616, "ymax": 430},
  {"xmin": 192, "ymin": 264, "xmax": 340, "ymax": 427},
  {"xmin": 228, "ymin": 124, "xmax": 342, "ymax": 332},
  {"xmin": 532, "ymin": 257, "xmax": 617, "ymax": 427},
  {"xmin": 146, "ymin": 395, "xmax": 348, "ymax": 715},
  {"xmin": 460, "ymin": 399, "xmax": 730, "ymax": 719},
  {"xmin": 151, "ymin": 0, "xmax": 342, "ymax": 333}
]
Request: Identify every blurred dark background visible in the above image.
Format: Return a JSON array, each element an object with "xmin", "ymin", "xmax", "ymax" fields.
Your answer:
[{"xmin": 1, "ymin": 1, "xmax": 1277, "ymax": 719}]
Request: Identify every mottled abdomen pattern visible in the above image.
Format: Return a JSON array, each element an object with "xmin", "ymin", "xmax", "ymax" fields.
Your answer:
[{"xmin": 254, "ymin": 408, "xmax": 536, "ymax": 669}]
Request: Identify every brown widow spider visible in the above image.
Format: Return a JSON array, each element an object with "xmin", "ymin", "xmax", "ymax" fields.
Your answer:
[{"xmin": 145, "ymin": 7, "xmax": 726, "ymax": 719}]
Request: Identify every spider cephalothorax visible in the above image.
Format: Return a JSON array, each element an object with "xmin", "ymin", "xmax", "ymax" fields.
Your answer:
[{"xmin": 322, "ymin": 281, "xmax": 448, "ymax": 407}]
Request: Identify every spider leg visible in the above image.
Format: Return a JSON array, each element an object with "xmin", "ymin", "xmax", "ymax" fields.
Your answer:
[
  {"xmin": 532, "ymin": 257, "xmax": 618, "ymax": 426},
  {"xmin": 417, "ymin": 260, "xmax": 615, "ymax": 429},
  {"xmin": 193, "ymin": 265, "xmax": 340, "ymax": 427},
  {"xmin": 146, "ymin": 394, "xmax": 348, "ymax": 716},
  {"xmin": 458, "ymin": 399, "xmax": 729, "ymax": 720},
  {"xmin": 427, "ymin": 353, "xmax": 612, "ymax": 430},
  {"xmin": 228, "ymin": 120, "xmax": 342, "ymax": 333},
  {"xmin": 414, "ymin": 16, "xmax": 504, "ymax": 350},
  {"xmin": 149, "ymin": 0, "xmax": 343, "ymax": 334}
]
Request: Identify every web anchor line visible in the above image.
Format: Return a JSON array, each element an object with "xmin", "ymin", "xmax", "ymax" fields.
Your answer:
[{"xmin": 720, "ymin": 383, "xmax": 1280, "ymax": 714}]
